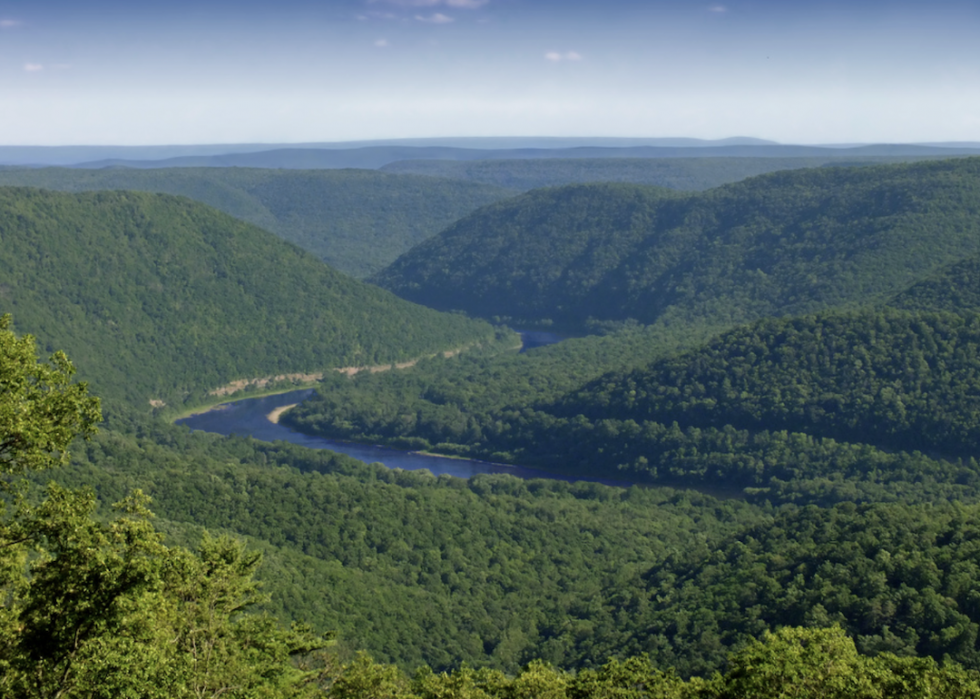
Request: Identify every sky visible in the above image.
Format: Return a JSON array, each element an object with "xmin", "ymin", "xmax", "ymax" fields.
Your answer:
[{"xmin": 1, "ymin": 0, "xmax": 979, "ymax": 145}]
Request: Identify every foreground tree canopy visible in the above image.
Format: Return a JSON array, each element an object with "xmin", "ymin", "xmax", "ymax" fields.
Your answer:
[
  {"xmin": 3, "ymin": 317, "xmax": 980, "ymax": 696},
  {"xmin": 0, "ymin": 314, "xmax": 101, "ymax": 476},
  {"xmin": 0, "ymin": 317, "xmax": 329, "ymax": 698}
]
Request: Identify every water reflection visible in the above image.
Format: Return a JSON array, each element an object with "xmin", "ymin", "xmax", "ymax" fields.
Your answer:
[{"xmin": 177, "ymin": 388, "xmax": 629, "ymax": 486}]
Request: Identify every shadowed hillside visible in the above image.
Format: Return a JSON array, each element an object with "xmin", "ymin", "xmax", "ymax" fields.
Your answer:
[
  {"xmin": 0, "ymin": 168, "xmax": 514, "ymax": 278},
  {"xmin": 0, "ymin": 187, "xmax": 501, "ymax": 409},
  {"xmin": 374, "ymin": 159, "xmax": 980, "ymax": 332}
]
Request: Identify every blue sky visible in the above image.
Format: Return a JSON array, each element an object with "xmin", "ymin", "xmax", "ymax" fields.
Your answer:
[{"xmin": 1, "ymin": 0, "xmax": 978, "ymax": 145}]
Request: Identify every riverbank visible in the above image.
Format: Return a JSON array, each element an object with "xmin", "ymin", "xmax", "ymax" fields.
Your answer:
[
  {"xmin": 267, "ymin": 403, "xmax": 298, "ymax": 424},
  {"xmin": 167, "ymin": 381, "xmax": 321, "ymax": 422},
  {"xmin": 169, "ymin": 333, "xmax": 526, "ymax": 423}
]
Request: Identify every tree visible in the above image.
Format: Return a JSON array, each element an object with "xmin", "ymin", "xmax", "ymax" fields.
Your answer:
[
  {"xmin": 0, "ymin": 314, "xmax": 101, "ymax": 478},
  {"xmin": 0, "ymin": 316, "xmax": 329, "ymax": 698},
  {"xmin": 717, "ymin": 626, "xmax": 980, "ymax": 699}
]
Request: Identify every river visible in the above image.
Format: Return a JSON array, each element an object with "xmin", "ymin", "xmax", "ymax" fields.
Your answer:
[{"xmin": 176, "ymin": 331, "xmax": 634, "ymax": 487}]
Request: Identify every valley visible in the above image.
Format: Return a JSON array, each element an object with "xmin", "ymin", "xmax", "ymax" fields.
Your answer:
[{"xmin": 4, "ymin": 151, "xmax": 980, "ymax": 697}]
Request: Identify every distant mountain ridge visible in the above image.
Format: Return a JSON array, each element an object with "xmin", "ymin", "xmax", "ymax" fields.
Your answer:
[
  {"xmin": 4, "ymin": 138, "xmax": 980, "ymax": 168},
  {"xmin": 380, "ymin": 155, "xmax": 944, "ymax": 191},
  {"xmin": 0, "ymin": 167, "xmax": 512, "ymax": 278},
  {"xmin": 70, "ymin": 143, "xmax": 980, "ymax": 170},
  {"xmin": 0, "ymin": 137, "xmax": 778, "ymax": 166},
  {"xmin": 374, "ymin": 158, "xmax": 980, "ymax": 331}
]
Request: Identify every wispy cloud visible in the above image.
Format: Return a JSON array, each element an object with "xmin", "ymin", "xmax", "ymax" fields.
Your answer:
[
  {"xmin": 23, "ymin": 63, "xmax": 43, "ymax": 72},
  {"xmin": 707, "ymin": 5, "xmax": 728, "ymax": 13},
  {"xmin": 545, "ymin": 51, "xmax": 582, "ymax": 62},
  {"xmin": 416, "ymin": 13, "xmax": 454, "ymax": 23},
  {"xmin": 375, "ymin": 38, "xmax": 389, "ymax": 47},
  {"xmin": 357, "ymin": 11, "xmax": 400, "ymax": 20},
  {"xmin": 369, "ymin": 0, "xmax": 488, "ymax": 9},
  {"xmin": 1, "ymin": 19, "xmax": 22, "ymax": 28}
]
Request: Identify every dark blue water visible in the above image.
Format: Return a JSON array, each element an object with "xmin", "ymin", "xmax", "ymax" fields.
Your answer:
[
  {"xmin": 518, "ymin": 330, "xmax": 564, "ymax": 352},
  {"xmin": 176, "ymin": 332, "xmax": 633, "ymax": 487},
  {"xmin": 177, "ymin": 389, "xmax": 629, "ymax": 486}
]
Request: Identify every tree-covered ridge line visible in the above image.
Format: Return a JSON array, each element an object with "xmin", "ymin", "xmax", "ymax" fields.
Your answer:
[
  {"xmin": 0, "ymin": 187, "xmax": 504, "ymax": 410},
  {"xmin": 279, "ymin": 322, "xmax": 715, "ymax": 462},
  {"xmin": 888, "ymin": 251, "xmax": 980, "ymax": 316},
  {"xmin": 380, "ymin": 154, "xmax": 948, "ymax": 192},
  {"xmin": 557, "ymin": 308, "xmax": 980, "ymax": 459},
  {"xmin": 374, "ymin": 158, "xmax": 980, "ymax": 332},
  {"xmin": 10, "ymin": 155, "xmax": 980, "ymax": 695},
  {"xmin": 61, "ymin": 415, "xmax": 762, "ymax": 673},
  {"xmin": 643, "ymin": 500, "xmax": 980, "ymax": 676},
  {"xmin": 0, "ymin": 167, "xmax": 514, "ymax": 278}
]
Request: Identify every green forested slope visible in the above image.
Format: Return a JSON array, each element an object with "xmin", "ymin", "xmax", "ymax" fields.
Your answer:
[
  {"xmin": 0, "ymin": 168, "xmax": 513, "ymax": 277},
  {"xmin": 638, "ymin": 501, "xmax": 980, "ymax": 676},
  {"xmin": 53, "ymin": 417, "xmax": 980, "ymax": 677},
  {"xmin": 285, "ymin": 307, "xmax": 980, "ymax": 503},
  {"xmin": 558, "ymin": 310, "xmax": 980, "ymax": 458},
  {"xmin": 7, "ymin": 325, "xmax": 980, "ymax": 693},
  {"xmin": 380, "ymin": 155, "xmax": 932, "ymax": 191},
  {"xmin": 889, "ymin": 253, "xmax": 980, "ymax": 315},
  {"xmin": 374, "ymin": 159, "xmax": 980, "ymax": 330},
  {"xmin": 0, "ymin": 187, "xmax": 499, "ymax": 409},
  {"xmin": 7, "ymin": 164, "xmax": 980, "ymax": 693},
  {"xmin": 57, "ymin": 416, "xmax": 765, "ymax": 673}
]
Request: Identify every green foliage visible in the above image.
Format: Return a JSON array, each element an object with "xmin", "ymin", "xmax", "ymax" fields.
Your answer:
[
  {"xmin": 0, "ymin": 314, "xmax": 101, "ymax": 477},
  {"xmin": 0, "ymin": 319, "xmax": 328, "ymax": 698},
  {"xmin": 375, "ymin": 159, "xmax": 980, "ymax": 332},
  {"xmin": 282, "ymin": 322, "xmax": 707, "ymax": 457},
  {"xmin": 4, "ymin": 488, "xmax": 326, "ymax": 699},
  {"xmin": 889, "ymin": 252, "xmax": 980, "ymax": 315},
  {"xmin": 559, "ymin": 308, "xmax": 980, "ymax": 456},
  {"xmin": 284, "ymin": 309, "xmax": 980, "ymax": 504},
  {"xmin": 0, "ymin": 167, "xmax": 513, "ymax": 278},
  {"xmin": 716, "ymin": 626, "xmax": 979, "ymax": 699},
  {"xmin": 0, "ymin": 188, "xmax": 500, "ymax": 409},
  {"xmin": 52, "ymin": 413, "xmax": 769, "ymax": 674},
  {"xmin": 9, "ymin": 157, "xmax": 980, "ymax": 693},
  {"xmin": 53, "ymin": 409, "xmax": 980, "ymax": 676},
  {"xmin": 640, "ymin": 503, "xmax": 980, "ymax": 677},
  {"xmin": 323, "ymin": 628, "xmax": 980, "ymax": 699}
]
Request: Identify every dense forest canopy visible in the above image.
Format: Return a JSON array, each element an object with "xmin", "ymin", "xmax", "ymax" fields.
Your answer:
[
  {"xmin": 555, "ymin": 309, "xmax": 980, "ymax": 458},
  {"xmin": 5, "ymin": 327, "xmax": 980, "ymax": 691},
  {"xmin": 0, "ymin": 168, "xmax": 513, "ymax": 278},
  {"xmin": 889, "ymin": 252, "xmax": 980, "ymax": 315},
  {"xmin": 374, "ymin": 158, "xmax": 980, "ymax": 332},
  {"xmin": 6, "ymin": 156, "xmax": 980, "ymax": 695},
  {"xmin": 283, "ymin": 308, "xmax": 980, "ymax": 504},
  {"xmin": 0, "ymin": 187, "xmax": 502, "ymax": 409}
]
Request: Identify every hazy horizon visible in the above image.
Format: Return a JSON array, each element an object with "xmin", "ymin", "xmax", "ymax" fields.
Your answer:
[{"xmin": 2, "ymin": 0, "xmax": 978, "ymax": 146}]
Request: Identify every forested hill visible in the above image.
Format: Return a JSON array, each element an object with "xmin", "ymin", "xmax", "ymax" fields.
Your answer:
[
  {"xmin": 888, "ymin": 253, "xmax": 980, "ymax": 315},
  {"xmin": 0, "ymin": 167, "xmax": 513, "ymax": 278},
  {"xmin": 380, "ymin": 155, "xmax": 937, "ymax": 191},
  {"xmin": 373, "ymin": 158, "xmax": 980, "ymax": 331},
  {"xmin": 0, "ymin": 187, "xmax": 500, "ymax": 409},
  {"xmin": 554, "ymin": 309, "xmax": 980, "ymax": 460},
  {"xmin": 285, "ymin": 307, "xmax": 980, "ymax": 504}
]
